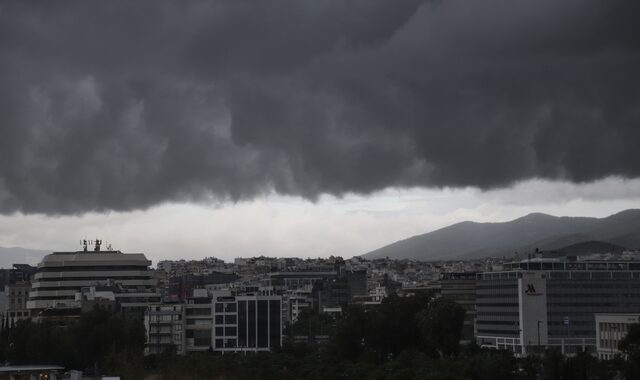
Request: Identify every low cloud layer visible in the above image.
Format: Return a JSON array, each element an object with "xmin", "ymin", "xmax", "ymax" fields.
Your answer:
[{"xmin": 1, "ymin": 0, "xmax": 639, "ymax": 214}]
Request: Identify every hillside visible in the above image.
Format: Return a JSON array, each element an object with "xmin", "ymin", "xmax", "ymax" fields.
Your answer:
[
  {"xmin": 554, "ymin": 241, "xmax": 628, "ymax": 255},
  {"xmin": 363, "ymin": 209, "xmax": 640, "ymax": 260},
  {"xmin": 0, "ymin": 246, "xmax": 49, "ymax": 268}
]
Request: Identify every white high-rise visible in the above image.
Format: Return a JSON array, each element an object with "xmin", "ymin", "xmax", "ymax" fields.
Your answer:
[{"xmin": 27, "ymin": 241, "xmax": 160, "ymax": 317}]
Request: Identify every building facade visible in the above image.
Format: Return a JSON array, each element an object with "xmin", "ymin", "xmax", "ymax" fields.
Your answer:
[
  {"xmin": 28, "ymin": 248, "xmax": 160, "ymax": 320},
  {"xmin": 145, "ymin": 304, "xmax": 186, "ymax": 355},
  {"xmin": 213, "ymin": 292, "xmax": 282, "ymax": 352},
  {"xmin": 476, "ymin": 258, "xmax": 640, "ymax": 356},
  {"xmin": 440, "ymin": 272, "xmax": 477, "ymax": 344},
  {"xmin": 595, "ymin": 313, "xmax": 640, "ymax": 360},
  {"xmin": 146, "ymin": 289, "xmax": 283, "ymax": 355}
]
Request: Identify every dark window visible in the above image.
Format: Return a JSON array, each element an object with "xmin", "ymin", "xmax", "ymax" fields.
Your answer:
[
  {"xmin": 215, "ymin": 327, "xmax": 224, "ymax": 336},
  {"xmin": 258, "ymin": 300, "xmax": 268, "ymax": 347},
  {"xmin": 186, "ymin": 308, "xmax": 211, "ymax": 316},
  {"xmin": 248, "ymin": 301, "xmax": 256, "ymax": 347},
  {"xmin": 269, "ymin": 300, "xmax": 281, "ymax": 348},
  {"xmin": 215, "ymin": 303, "xmax": 224, "ymax": 313},
  {"xmin": 225, "ymin": 303, "xmax": 237, "ymax": 312},
  {"xmin": 225, "ymin": 326, "xmax": 237, "ymax": 336},
  {"xmin": 225, "ymin": 315, "xmax": 236, "ymax": 324},
  {"xmin": 238, "ymin": 301, "xmax": 247, "ymax": 347},
  {"xmin": 215, "ymin": 315, "xmax": 224, "ymax": 324}
]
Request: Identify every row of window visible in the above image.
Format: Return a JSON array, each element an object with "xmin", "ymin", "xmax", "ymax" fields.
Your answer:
[
  {"xmin": 36, "ymin": 276, "xmax": 154, "ymax": 282},
  {"xmin": 149, "ymin": 315, "xmax": 182, "ymax": 322},
  {"xmin": 214, "ymin": 302, "xmax": 237, "ymax": 313},
  {"xmin": 215, "ymin": 326, "xmax": 237, "ymax": 337},
  {"xmin": 215, "ymin": 315, "xmax": 237, "ymax": 324},
  {"xmin": 40, "ymin": 266, "xmax": 149, "ymax": 272}
]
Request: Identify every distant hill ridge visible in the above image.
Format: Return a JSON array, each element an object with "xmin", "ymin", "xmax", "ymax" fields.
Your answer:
[
  {"xmin": 0, "ymin": 246, "xmax": 49, "ymax": 268},
  {"xmin": 554, "ymin": 241, "xmax": 628, "ymax": 255},
  {"xmin": 363, "ymin": 209, "xmax": 640, "ymax": 261}
]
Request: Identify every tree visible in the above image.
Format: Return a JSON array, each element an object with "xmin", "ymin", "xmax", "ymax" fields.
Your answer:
[
  {"xmin": 417, "ymin": 297, "xmax": 466, "ymax": 358},
  {"xmin": 619, "ymin": 323, "xmax": 640, "ymax": 359},
  {"xmin": 619, "ymin": 323, "xmax": 640, "ymax": 380}
]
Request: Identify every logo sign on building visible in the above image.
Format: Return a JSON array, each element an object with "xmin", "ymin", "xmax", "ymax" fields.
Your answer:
[
  {"xmin": 519, "ymin": 273, "xmax": 548, "ymax": 350},
  {"xmin": 524, "ymin": 284, "xmax": 542, "ymax": 296},
  {"xmin": 563, "ymin": 316, "xmax": 570, "ymax": 326}
]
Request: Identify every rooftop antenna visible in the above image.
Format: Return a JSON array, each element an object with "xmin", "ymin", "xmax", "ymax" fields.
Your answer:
[
  {"xmin": 94, "ymin": 239, "xmax": 102, "ymax": 252},
  {"xmin": 81, "ymin": 239, "xmax": 88, "ymax": 252},
  {"xmin": 106, "ymin": 242, "xmax": 113, "ymax": 251}
]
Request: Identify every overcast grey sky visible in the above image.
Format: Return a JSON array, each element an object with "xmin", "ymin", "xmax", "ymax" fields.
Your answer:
[{"xmin": 1, "ymin": 1, "xmax": 639, "ymax": 262}]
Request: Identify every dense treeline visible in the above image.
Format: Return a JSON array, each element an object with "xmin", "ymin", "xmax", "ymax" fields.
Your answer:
[
  {"xmin": 1, "ymin": 296, "xmax": 640, "ymax": 379},
  {"xmin": 0, "ymin": 307, "xmax": 145, "ymax": 378}
]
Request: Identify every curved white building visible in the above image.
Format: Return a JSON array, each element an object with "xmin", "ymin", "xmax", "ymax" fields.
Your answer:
[{"xmin": 27, "ymin": 249, "xmax": 160, "ymax": 317}]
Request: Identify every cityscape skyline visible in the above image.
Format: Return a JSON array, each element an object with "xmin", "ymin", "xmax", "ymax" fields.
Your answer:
[
  {"xmin": 1, "ymin": 1, "xmax": 640, "ymax": 265},
  {"xmin": 2, "ymin": 1, "xmax": 640, "ymax": 377}
]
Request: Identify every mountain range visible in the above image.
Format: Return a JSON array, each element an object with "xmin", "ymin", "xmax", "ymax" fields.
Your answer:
[
  {"xmin": 363, "ymin": 209, "xmax": 640, "ymax": 261},
  {"xmin": 0, "ymin": 246, "xmax": 50, "ymax": 269}
]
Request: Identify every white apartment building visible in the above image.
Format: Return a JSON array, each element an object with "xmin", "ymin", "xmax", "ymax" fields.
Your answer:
[
  {"xmin": 595, "ymin": 313, "xmax": 640, "ymax": 360},
  {"xmin": 5, "ymin": 281, "xmax": 31, "ymax": 326},
  {"xmin": 28, "ymin": 247, "xmax": 160, "ymax": 318}
]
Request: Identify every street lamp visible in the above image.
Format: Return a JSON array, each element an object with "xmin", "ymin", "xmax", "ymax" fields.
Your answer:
[{"xmin": 537, "ymin": 320, "xmax": 543, "ymax": 353}]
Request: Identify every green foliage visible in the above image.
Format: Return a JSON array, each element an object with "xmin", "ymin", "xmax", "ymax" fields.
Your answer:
[
  {"xmin": 2, "ymin": 306, "xmax": 145, "ymax": 375},
  {"xmin": 331, "ymin": 293, "xmax": 432, "ymax": 362},
  {"xmin": 618, "ymin": 324, "xmax": 640, "ymax": 380},
  {"xmin": 288, "ymin": 308, "xmax": 335, "ymax": 338},
  {"xmin": 416, "ymin": 297, "xmax": 466, "ymax": 358},
  {"xmin": 0, "ymin": 300, "xmax": 636, "ymax": 379},
  {"xmin": 619, "ymin": 323, "xmax": 640, "ymax": 359}
]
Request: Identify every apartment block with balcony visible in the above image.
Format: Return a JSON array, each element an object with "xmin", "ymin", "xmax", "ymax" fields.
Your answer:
[{"xmin": 145, "ymin": 304, "xmax": 185, "ymax": 355}]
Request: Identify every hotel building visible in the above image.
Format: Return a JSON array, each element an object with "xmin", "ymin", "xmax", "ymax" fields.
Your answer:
[{"xmin": 476, "ymin": 257, "xmax": 640, "ymax": 356}]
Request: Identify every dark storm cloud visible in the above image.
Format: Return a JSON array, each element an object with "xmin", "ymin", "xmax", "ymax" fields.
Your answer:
[{"xmin": 0, "ymin": 0, "xmax": 639, "ymax": 214}]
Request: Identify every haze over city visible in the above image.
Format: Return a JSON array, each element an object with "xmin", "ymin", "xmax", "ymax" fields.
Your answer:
[{"xmin": 1, "ymin": 0, "xmax": 639, "ymax": 262}]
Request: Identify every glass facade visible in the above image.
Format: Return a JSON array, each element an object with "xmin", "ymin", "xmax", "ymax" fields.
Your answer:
[{"xmin": 475, "ymin": 262, "xmax": 640, "ymax": 355}]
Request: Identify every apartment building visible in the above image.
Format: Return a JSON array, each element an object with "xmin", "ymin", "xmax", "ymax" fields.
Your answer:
[
  {"xmin": 185, "ymin": 289, "xmax": 214, "ymax": 351},
  {"xmin": 595, "ymin": 313, "xmax": 640, "ymax": 360},
  {"xmin": 145, "ymin": 304, "xmax": 186, "ymax": 355},
  {"xmin": 145, "ymin": 289, "xmax": 283, "ymax": 354}
]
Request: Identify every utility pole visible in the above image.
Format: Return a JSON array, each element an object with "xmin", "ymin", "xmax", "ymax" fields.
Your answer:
[{"xmin": 537, "ymin": 320, "xmax": 542, "ymax": 353}]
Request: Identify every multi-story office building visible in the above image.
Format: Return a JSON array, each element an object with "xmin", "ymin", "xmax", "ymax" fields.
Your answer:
[
  {"xmin": 27, "ymin": 243, "xmax": 160, "ymax": 319},
  {"xmin": 6, "ymin": 281, "xmax": 32, "ymax": 325},
  {"xmin": 476, "ymin": 258, "xmax": 640, "ymax": 356},
  {"xmin": 595, "ymin": 313, "xmax": 640, "ymax": 360},
  {"xmin": 345, "ymin": 270, "xmax": 367, "ymax": 298},
  {"xmin": 212, "ymin": 292, "xmax": 282, "ymax": 352},
  {"xmin": 0, "ymin": 264, "xmax": 37, "ymax": 326},
  {"xmin": 145, "ymin": 304, "xmax": 185, "ymax": 355},
  {"xmin": 440, "ymin": 272, "xmax": 477, "ymax": 343},
  {"xmin": 285, "ymin": 285, "xmax": 314, "ymax": 322},
  {"xmin": 268, "ymin": 271, "xmax": 337, "ymax": 290},
  {"xmin": 185, "ymin": 289, "xmax": 214, "ymax": 352},
  {"xmin": 148, "ymin": 289, "xmax": 283, "ymax": 355},
  {"xmin": 168, "ymin": 272, "xmax": 239, "ymax": 302}
]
